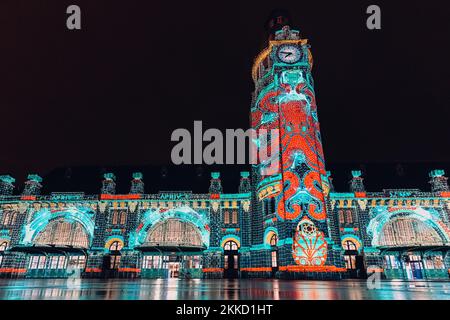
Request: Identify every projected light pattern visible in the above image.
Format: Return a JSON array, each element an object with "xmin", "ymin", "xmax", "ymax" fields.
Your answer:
[
  {"xmin": 292, "ymin": 218, "xmax": 327, "ymax": 266},
  {"xmin": 251, "ymin": 26, "xmax": 332, "ymax": 268},
  {"xmin": 0, "ymin": 17, "xmax": 449, "ymax": 282},
  {"xmin": 252, "ymin": 46, "xmax": 328, "ymax": 223}
]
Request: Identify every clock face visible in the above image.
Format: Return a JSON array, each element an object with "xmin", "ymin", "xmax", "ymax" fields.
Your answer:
[{"xmin": 277, "ymin": 45, "xmax": 302, "ymax": 64}]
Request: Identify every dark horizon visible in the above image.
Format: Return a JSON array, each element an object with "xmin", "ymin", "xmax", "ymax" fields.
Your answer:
[{"xmin": 1, "ymin": 1, "xmax": 450, "ymax": 190}]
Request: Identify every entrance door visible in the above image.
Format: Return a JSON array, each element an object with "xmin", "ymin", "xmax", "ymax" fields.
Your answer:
[
  {"xmin": 223, "ymin": 240, "xmax": 239, "ymax": 278},
  {"xmin": 270, "ymin": 234, "xmax": 278, "ymax": 276},
  {"xmin": 103, "ymin": 241, "xmax": 122, "ymax": 278},
  {"xmin": 410, "ymin": 261, "xmax": 423, "ymax": 279},
  {"xmin": 405, "ymin": 254, "xmax": 424, "ymax": 280},
  {"xmin": 342, "ymin": 240, "xmax": 365, "ymax": 278},
  {"xmin": 168, "ymin": 262, "xmax": 180, "ymax": 278}
]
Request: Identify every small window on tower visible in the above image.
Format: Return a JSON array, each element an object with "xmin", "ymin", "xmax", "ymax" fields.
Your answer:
[
  {"xmin": 270, "ymin": 234, "xmax": 278, "ymax": 246},
  {"xmin": 270, "ymin": 198, "xmax": 276, "ymax": 215}
]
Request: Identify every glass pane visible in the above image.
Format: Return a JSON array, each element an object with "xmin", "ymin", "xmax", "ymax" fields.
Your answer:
[
  {"xmin": 38, "ymin": 256, "xmax": 46, "ymax": 269},
  {"xmin": 271, "ymin": 251, "xmax": 277, "ymax": 267},
  {"xmin": 433, "ymin": 256, "xmax": 444, "ymax": 269},
  {"xmin": 50, "ymin": 256, "xmax": 58, "ymax": 269},
  {"xmin": 30, "ymin": 256, "xmax": 39, "ymax": 269},
  {"xmin": 224, "ymin": 255, "xmax": 228, "ymax": 269},
  {"xmin": 58, "ymin": 256, "xmax": 66, "ymax": 269}
]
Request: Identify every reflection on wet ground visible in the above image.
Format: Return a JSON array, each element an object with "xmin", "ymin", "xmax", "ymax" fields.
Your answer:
[{"xmin": 0, "ymin": 278, "xmax": 448, "ymax": 300}]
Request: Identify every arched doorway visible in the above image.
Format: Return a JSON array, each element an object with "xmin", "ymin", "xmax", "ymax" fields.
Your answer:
[
  {"xmin": 145, "ymin": 218, "xmax": 203, "ymax": 248},
  {"xmin": 28, "ymin": 218, "xmax": 90, "ymax": 277},
  {"xmin": 103, "ymin": 240, "xmax": 123, "ymax": 277},
  {"xmin": 378, "ymin": 216, "xmax": 444, "ymax": 247},
  {"xmin": 109, "ymin": 241, "xmax": 123, "ymax": 269},
  {"xmin": 378, "ymin": 216, "xmax": 444, "ymax": 280},
  {"xmin": 343, "ymin": 240, "xmax": 357, "ymax": 270},
  {"xmin": 223, "ymin": 240, "xmax": 239, "ymax": 278},
  {"xmin": 342, "ymin": 239, "xmax": 365, "ymax": 278},
  {"xmin": 141, "ymin": 218, "xmax": 205, "ymax": 278},
  {"xmin": 369, "ymin": 210, "xmax": 449, "ymax": 280},
  {"xmin": 270, "ymin": 233, "xmax": 278, "ymax": 275},
  {"xmin": 34, "ymin": 218, "xmax": 90, "ymax": 248}
]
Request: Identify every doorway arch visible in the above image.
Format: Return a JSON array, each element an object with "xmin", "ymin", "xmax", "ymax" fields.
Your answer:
[{"xmin": 223, "ymin": 240, "xmax": 239, "ymax": 278}]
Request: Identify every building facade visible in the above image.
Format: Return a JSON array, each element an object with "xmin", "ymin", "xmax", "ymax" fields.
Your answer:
[{"xmin": 0, "ymin": 16, "xmax": 449, "ymax": 281}]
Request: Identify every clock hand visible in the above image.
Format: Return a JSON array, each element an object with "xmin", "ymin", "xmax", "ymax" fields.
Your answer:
[{"xmin": 280, "ymin": 51, "xmax": 293, "ymax": 57}]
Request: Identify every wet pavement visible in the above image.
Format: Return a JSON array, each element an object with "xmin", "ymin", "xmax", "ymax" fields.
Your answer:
[{"xmin": 0, "ymin": 278, "xmax": 448, "ymax": 300}]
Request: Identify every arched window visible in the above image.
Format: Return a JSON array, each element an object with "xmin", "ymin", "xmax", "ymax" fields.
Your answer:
[
  {"xmin": 224, "ymin": 211, "xmax": 230, "ymax": 224},
  {"xmin": 270, "ymin": 233, "xmax": 278, "ymax": 246},
  {"xmin": 112, "ymin": 211, "xmax": 119, "ymax": 225},
  {"xmin": 109, "ymin": 241, "xmax": 123, "ymax": 251},
  {"xmin": 111, "ymin": 210, "xmax": 127, "ymax": 225},
  {"xmin": 346, "ymin": 210, "xmax": 353, "ymax": 224},
  {"xmin": 224, "ymin": 240, "xmax": 238, "ymax": 251},
  {"xmin": 231, "ymin": 210, "xmax": 238, "ymax": 224},
  {"xmin": 343, "ymin": 240, "xmax": 357, "ymax": 251},
  {"xmin": 120, "ymin": 211, "xmax": 127, "ymax": 225},
  {"xmin": 34, "ymin": 218, "xmax": 90, "ymax": 248},
  {"xmin": 145, "ymin": 219, "xmax": 203, "ymax": 247},
  {"xmin": 338, "ymin": 210, "xmax": 345, "ymax": 224},
  {"xmin": 378, "ymin": 216, "xmax": 444, "ymax": 247},
  {"xmin": 0, "ymin": 242, "xmax": 8, "ymax": 251}
]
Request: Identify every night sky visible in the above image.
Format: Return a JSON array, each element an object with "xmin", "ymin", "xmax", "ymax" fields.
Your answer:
[{"xmin": 1, "ymin": 0, "xmax": 450, "ymax": 192}]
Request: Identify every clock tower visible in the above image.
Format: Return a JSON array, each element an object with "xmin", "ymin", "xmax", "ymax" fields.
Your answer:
[{"xmin": 249, "ymin": 12, "xmax": 344, "ymax": 277}]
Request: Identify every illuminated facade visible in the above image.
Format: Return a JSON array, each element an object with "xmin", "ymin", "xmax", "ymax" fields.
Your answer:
[
  {"xmin": 249, "ymin": 14, "xmax": 340, "ymax": 279},
  {"xmin": 0, "ymin": 16, "xmax": 449, "ymax": 281},
  {"xmin": 0, "ymin": 168, "xmax": 449, "ymax": 280}
]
